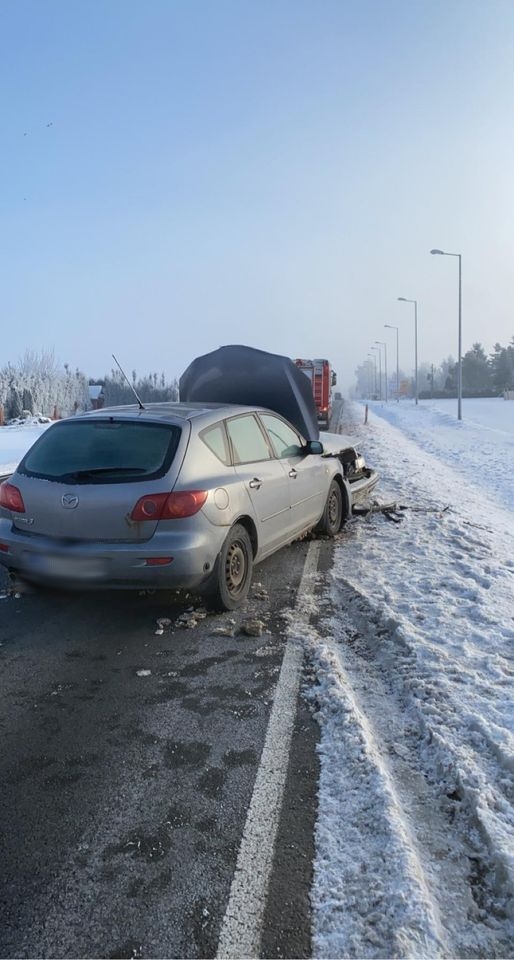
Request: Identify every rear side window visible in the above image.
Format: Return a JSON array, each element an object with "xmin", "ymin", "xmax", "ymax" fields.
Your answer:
[
  {"xmin": 200, "ymin": 422, "xmax": 231, "ymax": 465},
  {"xmin": 19, "ymin": 420, "xmax": 181, "ymax": 483},
  {"xmin": 226, "ymin": 414, "xmax": 272, "ymax": 464}
]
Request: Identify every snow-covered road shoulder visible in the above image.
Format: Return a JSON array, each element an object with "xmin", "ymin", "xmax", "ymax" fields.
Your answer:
[{"xmin": 307, "ymin": 399, "xmax": 514, "ymax": 958}]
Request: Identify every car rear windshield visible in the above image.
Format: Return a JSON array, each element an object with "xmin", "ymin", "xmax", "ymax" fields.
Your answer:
[{"xmin": 19, "ymin": 419, "xmax": 181, "ymax": 483}]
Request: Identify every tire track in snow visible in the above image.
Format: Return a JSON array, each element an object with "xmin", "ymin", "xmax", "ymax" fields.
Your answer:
[{"xmin": 305, "ymin": 579, "xmax": 513, "ymax": 959}]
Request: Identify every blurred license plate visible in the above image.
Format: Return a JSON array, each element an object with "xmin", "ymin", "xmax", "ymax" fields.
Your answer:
[{"xmin": 25, "ymin": 554, "xmax": 107, "ymax": 580}]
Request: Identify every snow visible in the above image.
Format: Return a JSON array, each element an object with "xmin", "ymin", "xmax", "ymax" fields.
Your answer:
[
  {"xmin": 361, "ymin": 397, "xmax": 514, "ymax": 511},
  {"xmin": 1, "ymin": 399, "xmax": 514, "ymax": 956},
  {"xmin": 307, "ymin": 397, "xmax": 514, "ymax": 957},
  {"xmin": 0, "ymin": 419, "xmax": 52, "ymax": 476}
]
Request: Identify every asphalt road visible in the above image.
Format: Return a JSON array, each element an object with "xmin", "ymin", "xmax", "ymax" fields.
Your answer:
[{"xmin": 0, "ymin": 540, "xmax": 325, "ymax": 959}]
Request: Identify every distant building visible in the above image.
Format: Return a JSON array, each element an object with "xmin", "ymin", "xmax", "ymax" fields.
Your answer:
[{"xmin": 88, "ymin": 385, "xmax": 105, "ymax": 409}]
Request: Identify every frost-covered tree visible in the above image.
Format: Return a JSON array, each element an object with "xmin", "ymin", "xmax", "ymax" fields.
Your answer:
[
  {"xmin": 0, "ymin": 349, "xmax": 89, "ymax": 419},
  {"xmin": 8, "ymin": 386, "xmax": 23, "ymax": 419},
  {"xmin": 22, "ymin": 388, "xmax": 34, "ymax": 413},
  {"xmin": 91, "ymin": 369, "xmax": 178, "ymax": 407}
]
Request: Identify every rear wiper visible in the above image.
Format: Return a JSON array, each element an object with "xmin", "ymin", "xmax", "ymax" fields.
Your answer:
[{"xmin": 63, "ymin": 467, "xmax": 147, "ymax": 480}]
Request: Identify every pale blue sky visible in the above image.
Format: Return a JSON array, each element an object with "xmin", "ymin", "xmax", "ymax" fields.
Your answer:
[{"xmin": 2, "ymin": 0, "xmax": 514, "ymax": 389}]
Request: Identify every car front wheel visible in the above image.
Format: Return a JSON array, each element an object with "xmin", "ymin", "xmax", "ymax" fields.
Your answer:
[
  {"xmin": 206, "ymin": 523, "xmax": 254, "ymax": 611},
  {"xmin": 316, "ymin": 479, "xmax": 343, "ymax": 536}
]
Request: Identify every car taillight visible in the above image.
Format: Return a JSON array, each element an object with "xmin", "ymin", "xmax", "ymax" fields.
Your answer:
[
  {"xmin": 131, "ymin": 490, "xmax": 208, "ymax": 521},
  {"xmin": 0, "ymin": 482, "xmax": 25, "ymax": 513}
]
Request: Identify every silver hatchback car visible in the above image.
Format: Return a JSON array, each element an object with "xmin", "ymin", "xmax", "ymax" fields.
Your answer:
[{"xmin": 0, "ymin": 402, "xmax": 376, "ymax": 609}]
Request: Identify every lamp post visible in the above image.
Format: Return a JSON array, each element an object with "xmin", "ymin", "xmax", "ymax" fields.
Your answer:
[
  {"xmin": 397, "ymin": 297, "xmax": 418, "ymax": 405},
  {"xmin": 430, "ymin": 248, "xmax": 462, "ymax": 421},
  {"xmin": 371, "ymin": 345, "xmax": 382, "ymax": 400},
  {"xmin": 367, "ymin": 353, "xmax": 377, "ymax": 397},
  {"xmin": 384, "ymin": 324, "xmax": 399, "ymax": 399},
  {"xmin": 375, "ymin": 340, "xmax": 388, "ymax": 402},
  {"xmin": 365, "ymin": 359, "xmax": 372, "ymax": 398}
]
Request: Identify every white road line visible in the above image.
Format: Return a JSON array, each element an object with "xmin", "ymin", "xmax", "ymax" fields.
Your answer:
[{"xmin": 216, "ymin": 541, "xmax": 321, "ymax": 960}]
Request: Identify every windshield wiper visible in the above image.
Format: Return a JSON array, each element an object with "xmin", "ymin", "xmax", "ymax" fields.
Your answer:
[{"xmin": 63, "ymin": 467, "xmax": 147, "ymax": 480}]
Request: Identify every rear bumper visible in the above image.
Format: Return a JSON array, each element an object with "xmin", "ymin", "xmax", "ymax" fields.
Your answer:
[{"xmin": 0, "ymin": 518, "xmax": 226, "ymax": 591}]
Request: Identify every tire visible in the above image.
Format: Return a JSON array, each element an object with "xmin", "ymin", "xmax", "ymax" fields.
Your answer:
[
  {"xmin": 316, "ymin": 479, "xmax": 343, "ymax": 536},
  {"xmin": 8, "ymin": 572, "xmax": 44, "ymax": 595},
  {"xmin": 206, "ymin": 523, "xmax": 254, "ymax": 611}
]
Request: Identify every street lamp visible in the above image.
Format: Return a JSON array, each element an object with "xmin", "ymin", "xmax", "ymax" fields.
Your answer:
[
  {"xmin": 367, "ymin": 353, "xmax": 377, "ymax": 397},
  {"xmin": 365, "ymin": 359, "xmax": 372, "ymax": 397},
  {"xmin": 375, "ymin": 340, "xmax": 388, "ymax": 402},
  {"xmin": 384, "ymin": 324, "xmax": 399, "ymax": 399},
  {"xmin": 397, "ymin": 297, "xmax": 418, "ymax": 405},
  {"xmin": 370, "ymin": 346, "xmax": 382, "ymax": 400},
  {"xmin": 430, "ymin": 248, "xmax": 463, "ymax": 421}
]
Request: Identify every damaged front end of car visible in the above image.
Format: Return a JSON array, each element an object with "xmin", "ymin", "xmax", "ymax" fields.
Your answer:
[{"xmin": 319, "ymin": 432, "xmax": 379, "ymax": 506}]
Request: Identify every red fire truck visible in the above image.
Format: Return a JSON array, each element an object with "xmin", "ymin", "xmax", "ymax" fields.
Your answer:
[{"xmin": 295, "ymin": 358, "xmax": 336, "ymax": 429}]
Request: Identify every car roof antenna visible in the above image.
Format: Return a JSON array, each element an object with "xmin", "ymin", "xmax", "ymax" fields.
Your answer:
[{"xmin": 112, "ymin": 354, "xmax": 145, "ymax": 410}]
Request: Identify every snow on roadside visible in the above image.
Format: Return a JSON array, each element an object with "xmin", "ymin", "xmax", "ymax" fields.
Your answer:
[
  {"xmin": 308, "ymin": 399, "xmax": 514, "ymax": 958},
  {"xmin": 365, "ymin": 396, "xmax": 514, "ymax": 511},
  {"xmin": 0, "ymin": 420, "xmax": 52, "ymax": 476}
]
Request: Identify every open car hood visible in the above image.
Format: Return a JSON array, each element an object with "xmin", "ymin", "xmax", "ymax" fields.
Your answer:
[
  {"xmin": 179, "ymin": 345, "xmax": 320, "ymax": 440},
  {"xmin": 319, "ymin": 431, "xmax": 358, "ymax": 456}
]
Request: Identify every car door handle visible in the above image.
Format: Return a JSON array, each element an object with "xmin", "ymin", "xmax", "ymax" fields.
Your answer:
[
  {"xmin": 289, "ymin": 468, "xmax": 297, "ymax": 479},
  {"xmin": 249, "ymin": 478, "xmax": 262, "ymax": 489}
]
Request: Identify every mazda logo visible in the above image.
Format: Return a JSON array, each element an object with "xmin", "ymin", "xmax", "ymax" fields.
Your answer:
[{"xmin": 61, "ymin": 494, "xmax": 79, "ymax": 509}]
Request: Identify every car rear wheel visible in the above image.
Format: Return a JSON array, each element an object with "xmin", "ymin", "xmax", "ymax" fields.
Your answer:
[
  {"xmin": 316, "ymin": 479, "xmax": 343, "ymax": 536},
  {"xmin": 206, "ymin": 523, "xmax": 254, "ymax": 611}
]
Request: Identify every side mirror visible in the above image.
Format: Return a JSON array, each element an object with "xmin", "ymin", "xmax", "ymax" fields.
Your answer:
[{"xmin": 304, "ymin": 440, "xmax": 324, "ymax": 455}]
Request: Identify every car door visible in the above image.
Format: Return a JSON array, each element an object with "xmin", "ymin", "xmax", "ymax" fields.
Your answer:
[
  {"xmin": 226, "ymin": 413, "xmax": 292, "ymax": 554},
  {"xmin": 259, "ymin": 413, "xmax": 328, "ymax": 532}
]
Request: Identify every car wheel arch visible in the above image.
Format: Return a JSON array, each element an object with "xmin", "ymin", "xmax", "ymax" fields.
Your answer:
[{"xmin": 233, "ymin": 514, "xmax": 258, "ymax": 557}]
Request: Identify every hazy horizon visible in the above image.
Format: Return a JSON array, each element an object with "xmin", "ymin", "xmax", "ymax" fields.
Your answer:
[{"xmin": 2, "ymin": 0, "xmax": 514, "ymax": 391}]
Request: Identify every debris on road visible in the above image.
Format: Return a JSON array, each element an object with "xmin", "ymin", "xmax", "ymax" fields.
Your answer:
[
  {"xmin": 210, "ymin": 619, "xmax": 237, "ymax": 637},
  {"xmin": 241, "ymin": 618, "xmax": 266, "ymax": 637},
  {"xmin": 251, "ymin": 582, "xmax": 269, "ymax": 600},
  {"xmin": 176, "ymin": 606, "xmax": 208, "ymax": 629},
  {"xmin": 353, "ymin": 500, "xmax": 451, "ymax": 523},
  {"xmin": 353, "ymin": 500, "xmax": 402, "ymax": 519}
]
